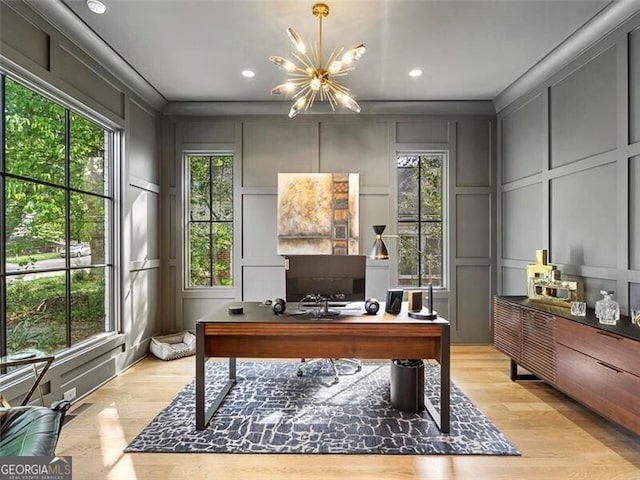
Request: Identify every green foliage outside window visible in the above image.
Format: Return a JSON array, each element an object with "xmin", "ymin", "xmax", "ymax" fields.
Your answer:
[
  {"xmin": 188, "ymin": 155, "xmax": 233, "ymax": 287},
  {"xmin": 397, "ymin": 154, "xmax": 445, "ymax": 287},
  {"xmin": 2, "ymin": 76, "xmax": 112, "ymax": 355}
]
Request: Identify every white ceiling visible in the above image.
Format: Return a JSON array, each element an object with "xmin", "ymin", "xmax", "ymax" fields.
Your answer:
[{"xmin": 55, "ymin": 0, "xmax": 613, "ymax": 105}]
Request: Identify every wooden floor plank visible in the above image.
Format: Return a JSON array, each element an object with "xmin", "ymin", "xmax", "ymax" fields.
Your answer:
[{"xmin": 56, "ymin": 345, "xmax": 640, "ymax": 480}]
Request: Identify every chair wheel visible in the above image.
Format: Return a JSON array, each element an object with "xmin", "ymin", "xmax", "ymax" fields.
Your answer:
[{"xmin": 297, "ymin": 370, "xmax": 303, "ymax": 377}]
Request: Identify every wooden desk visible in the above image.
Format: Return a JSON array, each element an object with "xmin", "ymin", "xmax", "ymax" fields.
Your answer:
[{"xmin": 195, "ymin": 302, "xmax": 450, "ymax": 433}]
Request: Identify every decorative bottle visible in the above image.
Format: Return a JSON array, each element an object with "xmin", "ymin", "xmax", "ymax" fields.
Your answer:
[{"xmin": 595, "ymin": 290, "xmax": 620, "ymax": 325}]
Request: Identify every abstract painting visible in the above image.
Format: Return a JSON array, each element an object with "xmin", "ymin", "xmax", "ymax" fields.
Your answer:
[{"xmin": 277, "ymin": 173, "xmax": 359, "ymax": 255}]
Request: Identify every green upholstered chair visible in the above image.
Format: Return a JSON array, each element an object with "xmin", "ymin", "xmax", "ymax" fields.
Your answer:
[{"xmin": 0, "ymin": 400, "xmax": 70, "ymax": 456}]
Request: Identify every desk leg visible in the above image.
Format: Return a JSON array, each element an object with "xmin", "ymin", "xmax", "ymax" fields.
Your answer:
[
  {"xmin": 440, "ymin": 324, "xmax": 450, "ymax": 433},
  {"xmin": 196, "ymin": 324, "xmax": 237, "ymax": 430},
  {"xmin": 422, "ymin": 324, "xmax": 450, "ymax": 434},
  {"xmin": 195, "ymin": 323, "xmax": 207, "ymax": 430}
]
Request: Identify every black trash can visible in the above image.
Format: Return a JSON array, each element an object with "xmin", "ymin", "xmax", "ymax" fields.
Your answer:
[{"xmin": 390, "ymin": 359, "xmax": 425, "ymax": 412}]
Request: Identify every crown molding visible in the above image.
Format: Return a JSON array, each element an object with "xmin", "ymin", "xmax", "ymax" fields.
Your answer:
[
  {"xmin": 23, "ymin": 0, "xmax": 166, "ymax": 111},
  {"xmin": 494, "ymin": 0, "xmax": 640, "ymax": 113},
  {"xmin": 163, "ymin": 100, "xmax": 496, "ymax": 117}
]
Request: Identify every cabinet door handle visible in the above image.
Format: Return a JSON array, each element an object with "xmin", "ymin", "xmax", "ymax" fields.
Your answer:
[
  {"xmin": 596, "ymin": 331, "xmax": 622, "ymax": 341},
  {"xmin": 597, "ymin": 361, "xmax": 623, "ymax": 374}
]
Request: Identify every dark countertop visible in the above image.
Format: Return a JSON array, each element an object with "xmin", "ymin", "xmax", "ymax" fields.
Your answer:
[
  {"xmin": 197, "ymin": 301, "xmax": 449, "ymax": 325},
  {"xmin": 497, "ymin": 296, "xmax": 640, "ymax": 342}
]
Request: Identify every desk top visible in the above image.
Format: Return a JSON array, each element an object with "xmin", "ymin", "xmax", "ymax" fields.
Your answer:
[{"xmin": 197, "ymin": 301, "xmax": 449, "ymax": 326}]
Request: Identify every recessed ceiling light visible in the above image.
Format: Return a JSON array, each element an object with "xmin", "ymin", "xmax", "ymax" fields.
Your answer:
[
  {"xmin": 242, "ymin": 70, "xmax": 255, "ymax": 78},
  {"xmin": 409, "ymin": 69, "xmax": 423, "ymax": 78},
  {"xmin": 86, "ymin": 0, "xmax": 106, "ymax": 14}
]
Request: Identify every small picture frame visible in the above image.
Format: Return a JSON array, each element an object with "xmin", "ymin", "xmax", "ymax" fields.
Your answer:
[{"xmin": 570, "ymin": 301, "xmax": 587, "ymax": 317}]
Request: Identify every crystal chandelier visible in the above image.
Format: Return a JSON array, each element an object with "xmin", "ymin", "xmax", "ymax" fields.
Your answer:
[{"xmin": 269, "ymin": 3, "xmax": 366, "ymax": 118}]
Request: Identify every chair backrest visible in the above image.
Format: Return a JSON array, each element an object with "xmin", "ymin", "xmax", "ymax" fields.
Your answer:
[{"xmin": 0, "ymin": 400, "xmax": 71, "ymax": 456}]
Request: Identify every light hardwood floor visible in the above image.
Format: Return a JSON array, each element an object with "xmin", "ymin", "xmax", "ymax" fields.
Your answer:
[{"xmin": 56, "ymin": 345, "xmax": 640, "ymax": 480}]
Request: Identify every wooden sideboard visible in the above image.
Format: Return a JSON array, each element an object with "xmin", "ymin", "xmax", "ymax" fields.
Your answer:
[{"xmin": 493, "ymin": 296, "xmax": 640, "ymax": 436}]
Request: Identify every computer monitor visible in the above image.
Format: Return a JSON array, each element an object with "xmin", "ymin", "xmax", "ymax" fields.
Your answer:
[{"xmin": 285, "ymin": 254, "xmax": 366, "ymax": 306}]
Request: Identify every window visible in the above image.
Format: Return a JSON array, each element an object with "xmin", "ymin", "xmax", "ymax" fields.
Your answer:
[
  {"xmin": 396, "ymin": 152, "xmax": 447, "ymax": 288},
  {"xmin": 1, "ymin": 76, "xmax": 115, "ymax": 356},
  {"xmin": 186, "ymin": 154, "xmax": 233, "ymax": 288}
]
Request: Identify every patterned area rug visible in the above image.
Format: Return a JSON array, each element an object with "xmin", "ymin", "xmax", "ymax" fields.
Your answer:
[{"xmin": 125, "ymin": 361, "xmax": 519, "ymax": 455}]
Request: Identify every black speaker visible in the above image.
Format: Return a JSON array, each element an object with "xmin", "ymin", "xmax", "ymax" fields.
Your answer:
[
  {"xmin": 385, "ymin": 288, "xmax": 403, "ymax": 314},
  {"xmin": 272, "ymin": 298, "xmax": 286, "ymax": 314},
  {"xmin": 364, "ymin": 298, "xmax": 380, "ymax": 315}
]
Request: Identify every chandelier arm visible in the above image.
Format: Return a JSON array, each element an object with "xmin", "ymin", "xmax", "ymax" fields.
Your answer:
[
  {"xmin": 292, "ymin": 52, "xmax": 317, "ymax": 74},
  {"xmin": 328, "ymin": 70, "xmax": 354, "ymax": 78},
  {"xmin": 288, "ymin": 79, "xmax": 312, "ymax": 87},
  {"xmin": 293, "ymin": 84, "xmax": 313, "ymax": 99},
  {"xmin": 325, "ymin": 79, "xmax": 351, "ymax": 94},
  {"xmin": 306, "ymin": 89, "xmax": 318, "ymax": 110},
  {"xmin": 325, "ymin": 87, "xmax": 339, "ymax": 111}
]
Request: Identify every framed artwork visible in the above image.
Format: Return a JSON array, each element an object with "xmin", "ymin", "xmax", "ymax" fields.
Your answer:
[{"xmin": 277, "ymin": 173, "xmax": 359, "ymax": 255}]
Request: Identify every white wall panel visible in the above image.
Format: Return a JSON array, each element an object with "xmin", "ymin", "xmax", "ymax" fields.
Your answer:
[
  {"xmin": 630, "ymin": 27, "xmax": 640, "ymax": 144},
  {"xmin": 550, "ymin": 47, "xmax": 617, "ymax": 167},
  {"xmin": 0, "ymin": 2, "xmax": 49, "ymax": 69},
  {"xmin": 457, "ymin": 194, "xmax": 490, "ymax": 258},
  {"xmin": 243, "ymin": 121, "xmax": 317, "ymax": 187},
  {"xmin": 502, "ymin": 94, "xmax": 544, "ymax": 183},
  {"xmin": 631, "ymin": 156, "xmax": 640, "ymax": 270},
  {"xmin": 456, "ymin": 265, "xmax": 492, "ymax": 342},
  {"xmin": 320, "ymin": 122, "xmax": 390, "ymax": 187},
  {"xmin": 502, "ymin": 183, "xmax": 543, "ymax": 261},
  {"xmin": 131, "ymin": 269, "xmax": 160, "ymax": 339},
  {"xmin": 364, "ymin": 264, "xmax": 390, "ymax": 301},
  {"xmin": 129, "ymin": 101, "xmax": 159, "ymax": 184},
  {"xmin": 181, "ymin": 121, "xmax": 235, "ymax": 144},
  {"xmin": 59, "ymin": 48, "xmax": 124, "ymax": 118},
  {"xmin": 243, "ymin": 194, "xmax": 278, "ymax": 259},
  {"xmin": 457, "ymin": 119, "xmax": 491, "ymax": 187},
  {"xmin": 630, "ymin": 282, "xmax": 640, "ymax": 312},
  {"xmin": 243, "ymin": 266, "xmax": 285, "ymax": 302},
  {"xmin": 502, "ymin": 267, "xmax": 527, "ymax": 295},
  {"xmin": 129, "ymin": 186, "xmax": 159, "ymax": 261},
  {"xmin": 551, "ymin": 163, "xmax": 617, "ymax": 268},
  {"xmin": 396, "ymin": 120, "xmax": 449, "ymax": 144}
]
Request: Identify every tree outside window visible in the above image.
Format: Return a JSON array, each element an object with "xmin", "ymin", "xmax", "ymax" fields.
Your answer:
[
  {"xmin": 187, "ymin": 155, "xmax": 233, "ymax": 288},
  {"xmin": 1, "ymin": 76, "xmax": 114, "ymax": 356},
  {"xmin": 397, "ymin": 153, "xmax": 446, "ymax": 288}
]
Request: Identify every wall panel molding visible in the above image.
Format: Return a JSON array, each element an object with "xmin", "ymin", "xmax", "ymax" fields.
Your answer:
[{"xmin": 498, "ymin": 11, "xmax": 640, "ymax": 315}]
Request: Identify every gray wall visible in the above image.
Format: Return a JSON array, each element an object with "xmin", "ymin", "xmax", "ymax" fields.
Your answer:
[
  {"xmin": 0, "ymin": 1, "xmax": 162, "ymax": 404},
  {"xmin": 162, "ymin": 113, "xmax": 497, "ymax": 343},
  {"xmin": 497, "ymin": 12, "xmax": 640, "ymax": 314}
]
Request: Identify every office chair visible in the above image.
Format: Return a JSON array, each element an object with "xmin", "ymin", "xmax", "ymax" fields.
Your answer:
[
  {"xmin": 296, "ymin": 358, "xmax": 362, "ymax": 384},
  {"xmin": 293, "ymin": 295, "xmax": 362, "ymax": 384}
]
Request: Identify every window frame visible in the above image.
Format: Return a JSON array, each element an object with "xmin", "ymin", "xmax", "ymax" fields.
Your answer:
[
  {"xmin": 183, "ymin": 151, "xmax": 235, "ymax": 291},
  {"xmin": 0, "ymin": 72, "xmax": 121, "ymax": 357},
  {"xmin": 395, "ymin": 150, "xmax": 449, "ymax": 290}
]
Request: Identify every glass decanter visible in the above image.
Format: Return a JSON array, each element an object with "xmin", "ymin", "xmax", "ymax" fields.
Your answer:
[{"xmin": 595, "ymin": 290, "xmax": 620, "ymax": 325}]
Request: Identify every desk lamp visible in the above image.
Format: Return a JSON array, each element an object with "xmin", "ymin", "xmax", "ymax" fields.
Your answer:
[{"xmin": 369, "ymin": 225, "xmax": 437, "ymax": 319}]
